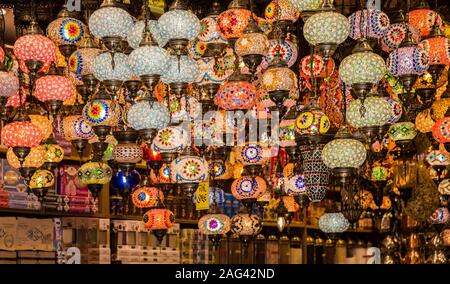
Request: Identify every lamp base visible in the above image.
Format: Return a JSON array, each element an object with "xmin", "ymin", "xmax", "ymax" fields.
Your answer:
[
  {"xmin": 12, "ymin": 147, "xmax": 31, "ymax": 166},
  {"xmin": 71, "ymin": 139, "xmax": 88, "ymax": 160},
  {"xmin": 92, "ymin": 125, "xmax": 112, "ymax": 142},
  {"xmin": 204, "ymin": 42, "xmax": 227, "ymax": 59},
  {"xmin": 152, "ymin": 229, "xmax": 168, "ymax": 246},
  {"xmin": 351, "ymin": 83, "xmax": 374, "ymax": 99},
  {"xmin": 58, "ymin": 44, "xmax": 77, "ymax": 60},
  {"xmin": 168, "ymin": 39, "xmax": 189, "ymax": 57},
  {"xmin": 179, "ymin": 183, "xmax": 199, "ymax": 197},
  {"xmin": 102, "ymin": 36, "xmax": 124, "ymax": 52},
  {"xmin": 399, "ymin": 74, "xmax": 418, "ymax": 94},
  {"xmin": 244, "ymin": 164, "xmax": 262, "ymax": 178},
  {"xmin": 81, "ymin": 74, "xmax": 99, "ymax": 94},
  {"xmin": 140, "ymin": 74, "xmax": 160, "ymax": 94},
  {"xmin": 103, "ymin": 80, "xmax": 123, "ymax": 95},
  {"xmin": 169, "ymin": 82, "xmax": 188, "ymax": 99},
  {"xmin": 242, "ymin": 54, "xmax": 263, "ymax": 75}
]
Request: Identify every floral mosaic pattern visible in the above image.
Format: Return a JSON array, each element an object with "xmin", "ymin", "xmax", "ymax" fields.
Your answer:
[
  {"xmin": 232, "ymin": 176, "xmax": 266, "ymax": 200},
  {"xmin": 409, "ymin": 9, "xmax": 443, "ymax": 38},
  {"xmin": 170, "ymin": 156, "xmax": 208, "ymax": 183},
  {"xmin": 1, "ymin": 121, "xmax": 42, "ymax": 148},
  {"xmin": 13, "ymin": 35, "xmax": 56, "ymax": 70},
  {"xmin": 35, "ymin": 75, "xmax": 75, "ymax": 102},
  {"xmin": 389, "ymin": 122, "xmax": 418, "ymax": 142},
  {"xmin": 295, "ymin": 109, "xmax": 330, "ymax": 135},
  {"xmin": 300, "ymin": 54, "xmax": 335, "ymax": 78},
  {"xmin": 265, "ymin": 0, "xmax": 299, "ymax": 23},
  {"xmin": 92, "ymin": 52, "xmax": 133, "ymax": 82},
  {"xmin": 349, "ymin": 9, "xmax": 390, "ymax": 40},
  {"xmin": 153, "ymin": 126, "xmax": 188, "ymax": 153},
  {"xmin": 262, "ymin": 39, "xmax": 298, "ymax": 69},
  {"xmin": 299, "ymin": 144, "xmax": 329, "ymax": 202},
  {"xmin": 30, "ymin": 170, "xmax": 54, "ymax": 189},
  {"xmin": 381, "ymin": 23, "xmax": 421, "ymax": 53},
  {"xmin": 198, "ymin": 15, "xmax": 227, "ymax": 44},
  {"xmin": 217, "ymin": 9, "xmax": 251, "ymax": 39},
  {"xmin": 88, "ymin": 7, "xmax": 134, "ymax": 39},
  {"xmin": 387, "ymin": 46, "xmax": 429, "ymax": 76},
  {"xmin": 47, "ymin": 17, "xmax": 86, "ymax": 45},
  {"xmin": 128, "ymin": 45, "xmax": 169, "ymax": 77},
  {"xmin": 235, "ymin": 32, "xmax": 269, "ymax": 57},
  {"xmin": 385, "ymin": 98, "xmax": 403, "ymax": 124},
  {"xmin": 196, "ymin": 57, "xmax": 233, "ymax": 85},
  {"xmin": 303, "ymin": 11, "xmax": 350, "ymax": 46},
  {"xmin": 77, "ymin": 161, "xmax": 113, "ymax": 185},
  {"xmin": 127, "ymin": 101, "xmax": 170, "ymax": 131},
  {"xmin": 0, "ymin": 72, "xmax": 19, "ymax": 98},
  {"xmin": 43, "ymin": 144, "xmax": 64, "ymax": 163},
  {"xmin": 419, "ymin": 38, "xmax": 450, "ymax": 66},
  {"xmin": 346, "ymin": 96, "xmax": 391, "ymax": 128},
  {"xmin": 161, "ymin": 55, "xmax": 199, "ymax": 84},
  {"xmin": 83, "ymin": 99, "xmax": 121, "ymax": 126},
  {"xmin": 322, "ymin": 138, "xmax": 367, "ymax": 169},
  {"xmin": 132, "ymin": 186, "xmax": 164, "ymax": 208},
  {"xmin": 285, "ymin": 174, "xmax": 306, "ymax": 196},
  {"xmin": 340, "ymin": 51, "xmax": 386, "ymax": 85},
  {"xmin": 198, "ymin": 214, "xmax": 231, "ymax": 235},
  {"xmin": 215, "ymin": 81, "xmax": 258, "ymax": 110},
  {"xmin": 69, "ymin": 48, "xmax": 102, "ymax": 76},
  {"xmin": 143, "ymin": 208, "xmax": 175, "ymax": 230},
  {"xmin": 231, "ymin": 214, "xmax": 262, "ymax": 236},
  {"xmin": 262, "ymin": 67, "xmax": 297, "ymax": 92},
  {"xmin": 238, "ymin": 144, "xmax": 268, "ymax": 166}
]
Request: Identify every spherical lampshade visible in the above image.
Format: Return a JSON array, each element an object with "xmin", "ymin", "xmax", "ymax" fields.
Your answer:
[
  {"xmin": 112, "ymin": 143, "xmax": 143, "ymax": 164},
  {"xmin": 318, "ymin": 213, "xmax": 350, "ymax": 233},
  {"xmin": 157, "ymin": 9, "xmax": 201, "ymax": 42},
  {"xmin": 6, "ymin": 146, "xmax": 45, "ymax": 169},
  {"xmin": 217, "ymin": 8, "xmax": 252, "ymax": 39},
  {"xmin": 322, "ymin": 137, "xmax": 367, "ymax": 169},
  {"xmin": 199, "ymin": 15, "xmax": 227, "ymax": 44},
  {"xmin": 235, "ymin": 31, "xmax": 269, "ymax": 57},
  {"xmin": 128, "ymin": 45, "xmax": 169, "ymax": 77},
  {"xmin": 47, "ymin": 17, "xmax": 87, "ymax": 46},
  {"xmin": 433, "ymin": 117, "xmax": 450, "ymax": 143},
  {"xmin": 34, "ymin": 75, "xmax": 75, "ymax": 102},
  {"xmin": 419, "ymin": 38, "xmax": 450, "ymax": 66},
  {"xmin": 0, "ymin": 72, "xmax": 19, "ymax": 98},
  {"xmin": 387, "ymin": 46, "xmax": 430, "ymax": 76},
  {"xmin": 340, "ymin": 51, "xmax": 386, "ymax": 85},
  {"xmin": 409, "ymin": 8, "xmax": 443, "ymax": 38},
  {"xmin": 127, "ymin": 101, "xmax": 170, "ymax": 131},
  {"xmin": 385, "ymin": 98, "xmax": 403, "ymax": 124},
  {"xmin": 294, "ymin": 108, "xmax": 330, "ymax": 135},
  {"xmin": 381, "ymin": 23, "xmax": 421, "ymax": 53},
  {"xmin": 1, "ymin": 121, "xmax": 42, "ymax": 148},
  {"xmin": 265, "ymin": 0, "xmax": 299, "ymax": 23},
  {"xmin": 230, "ymin": 214, "xmax": 262, "ymax": 236},
  {"xmin": 29, "ymin": 115, "xmax": 53, "ymax": 141},
  {"xmin": 69, "ymin": 48, "xmax": 102, "ymax": 77},
  {"xmin": 262, "ymin": 39, "xmax": 298, "ymax": 69},
  {"xmin": 13, "ymin": 35, "xmax": 56, "ymax": 73},
  {"xmin": 78, "ymin": 161, "xmax": 113, "ymax": 185},
  {"xmin": 231, "ymin": 176, "xmax": 266, "ymax": 200},
  {"xmin": 92, "ymin": 52, "xmax": 133, "ymax": 82},
  {"xmin": 127, "ymin": 20, "xmax": 167, "ymax": 49},
  {"xmin": 143, "ymin": 208, "xmax": 175, "ymax": 230},
  {"xmin": 29, "ymin": 169, "xmax": 55, "ymax": 190},
  {"xmin": 428, "ymin": 207, "xmax": 450, "ymax": 224},
  {"xmin": 287, "ymin": 0, "xmax": 322, "ymax": 12},
  {"xmin": 161, "ymin": 55, "xmax": 199, "ymax": 84},
  {"xmin": 215, "ymin": 80, "xmax": 258, "ymax": 110},
  {"xmin": 300, "ymin": 54, "xmax": 335, "ymax": 79},
  {"xmin": 132, "ymin": 186, "xmax": 164, "ymax": 208},
  {"xmin": 170, "ymin": 156, "xmax": 209, "ymax": 183},
  {"xmin": 62, "ymin": 115, "xmax": 95, "ymax": 141},
  {"xmin": 349, "ymin": 9, "xmax": 390, "ymax": 40},
  {"xmin": 88, "ymin": 6, "xmax": 134, "ymax": 40},
  {"xmin": 198, "ymin": 214, "xmax": 231, "ymax": 235},
  {"xmin": 285, "ymin": 174, "xmax": 306, "ymax": 196},
  {"xmin": 261, "ymin": 66, "xmax": 297, "ymax": 92},
  {"xmin": 431, "ymin": 97, "xmax": 450, "ymax": 121},
  {"xmin": 237, "ymin": 144, "xmax": 268, "ymax": 166},
  {"xmin": 303, "ymin": 11, "xmax": 350, "ymax": 46},
  {"xmin": 346, "ymin": 96, "xmax": 391, "ymax": 128},
  {"xmin": 415, "ymin": 109, "xmax": 435, "ymax": 133},
  {"xmin": 389, "ymin": 122, "xmax": 418, "ymax": 142},
  {"xmin": 426, "ymin": 150, "xmax": 450, "ymax": 166},
  {"xmin": 195, "ymin": 57, "xmax": 234, "ymax": 85},
  {"xmin": 83, "ymin": 98, "xmax": 121, "ymax": 127},
  {"xmin": 42, "ymin": 143, "xmax": 64, "ymax": 164},
  {"xmin": 152, "ymin": 126, "xmax": 188, "ymax": 153}
]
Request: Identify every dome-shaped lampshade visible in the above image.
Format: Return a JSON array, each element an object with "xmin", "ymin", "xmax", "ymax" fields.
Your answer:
[
  {"xmin": 128, "ymin": 45, "xmax": 169, "ymax": 77},
  {"xmin": 426, "ymin": 149, "xmax": 450, "ymax": 166},
  {"xmin": 35, "ymin": 75, "xmax": 75, "ymax": 103},
  {"xmin": 78, "ymin": 161, "xmax": 113, "ymax": 185},
  {"xmin": 428, "ymin": 207, "xmax": 450, "ymax": 224},
  {"xmin": 6, "ymin": 146, "xmax": 45, "ymax": 169},
  {"xmin": 409, "ymin": 8, "xmax": 443, "ymax": 38},
  {"xmin": 143, "ymin": 208, "xmax": 175, "ymax": 230},
  {"xmin": 381, "ymin": 23, "xmax": 420, "ymax": 53},
  {"xmin": 419, "ymin": 38, "xmax": 450, "ymax": 66},
  {"xmin": 389, "ymin": 122, "xmax": 418, "ymax": 142},
  {"xmin": 42, "ymin": 143, "xmax": 64, "ymax": 164},
  {"xmin": 235, "ymin": 30, "xmax": 269, "ymax": 57},
  {"xmin": 83, "ymin": 97, "xmax": 121, "ymax": 127},
  {"xmin": 322, "ymin": 134, "xmax": 367, "ymax": 169},
  {"xmin": 92, "ymin": 52, "xmax": 133, "ymax": 82},
  {"xmin": 265, "ymin": 0, "xmax": 299, "ymax": 24},
  {"xmin": 303, "ymin": 11, "xmax": 350, "ymax": 46},
  {"xmin": 88, "ymin": 5, "xmax": 134, "ymax": 40},
  {"xmin": 285, "ymin": 174, "xmax": 306, "ymax": 196},
  {"xmin": 29, "ymin": 169, "xmax": 55, "ymax": 190},
  {"xmin": 415, "ymin": 109, "xmax": 435, "ymax": 133},
  {"xmin": 127, "ymin": 101, "xmax": 170, "ymax": 131},
  {"xmin": 433, "ymin": 117, "xmax": 450, "ymax": 143},
  {"xmin": 127, "ymin": 20, "xmax": 167, "ymax": 49},
  {"xmin": 262, "ymin": 66, "xmax": 297, "ymax": 92},
  {"xmin": 161, "ymin": 55, "xmax": 199, "ymax": 84},
  {"xmin": 346, "ymin": 96, "xmax": 392, "ymax": 128},
  {"xmin": 287, "ymin": 0, "xmax": 322, "ymax": 12},
  {"xmin": 231, "ymin": 176, "xmax": 267, "ymax": 200},
  {"xmin": 349, "ymin": 9, "xmax": 390, "ymax": 40},
  {"xmin": 62, "ymin": 114, "xmax": 95, "ymax": 141},
  {"xmin": 69, "ymin": 47, "xmax": 102, "ymax": 77},
  {"xmin": 47, "ymin": 17, "xmax": 87, "ymax": 46},
  {"xmin": 217, "ymin": 8, "xmax": 252, "ymax": 39},
  {"xmin": 198, "ymin": 15, "xmax": 228, "ymax": 44},
  {"xmin": 262, "ymin": 39, "xmax": 298, "ymax": 69},
  {"xmin": 387, "ymin": 46, "xmax": 430, "ymax": 77},
  {"xmin": 215, "ymin": 80, "xmax": 258, "ymax": 110},
  {"xmin": 231, "ymin": 214, "xmax": 262, "ymax": 236},
  {"xmin": 157, "ymin": 8, "xmax": 201, "ymax": 42},
  {"xmin": 13, "ymin": 35, "xmax": 56, "ymax": 73},
  {"xmin": 1, "ymin": 121, "xmax": 42, "ymax": 148},
  {"xmin": 340, "ymin": 51, "xmax": 386, "ymax": 86},
  {"xmin": 318, "ymin": 213, "xmax": 350, "ymax": 233},
  {"xmin": 294, "ymin": 108, "xmax": 330, "ymax": 135},
  {"xmin": 237, "ymin": 144, "xmax": 269, "ymax": 166},
  {"xmin": 0, "ymin": 72, "xmax": 19, "ymax": 98},
  {"xmin": 132, "ymin": 186, "xmax": 164, "ymax": 208},
  {"xmin": 198, "ymin": 214, "xmax": 231, "ymax": 235},
  {"xmin": 385, "ymin": 98, "xmax": 403, "ymax": 124},
  {"xmin": 152, "ymin": 126, "xmax": 189, "ymax": 153},
  {"xmin": 195, "ymin": 57, "xmax": 234, "ymax": 85},
  {"xmin": 170, "ymin": 156, "xmax": 209, "ymax": 183}
]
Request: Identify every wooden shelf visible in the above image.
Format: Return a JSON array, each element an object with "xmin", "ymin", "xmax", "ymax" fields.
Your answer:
[{"xmin": 0, "ymin": 207, "xmax": 108, "ymax": 219}]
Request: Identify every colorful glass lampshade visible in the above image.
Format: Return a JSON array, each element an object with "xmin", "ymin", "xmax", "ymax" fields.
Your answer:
[
  {"xmin": 195, "ymin": 57, "xmax": 233, "ymax": 85},
  {"xmin": 431, "ymin": 96, "xmax": 450, "ymax": 121},
  {"xmin": 415, "ymin": 109, "xmax": 435, "ymax": 133},
  {"xmin": 69, "ymin": 47, "xmax": 102, "ymax": 77},
  {"xmin": 152, "ymin": 126, "xmax": 188, "ymax": 153},
  {"xmin": 47, "ymin": 17, "xmax": 86, "ymax": 46},
  {"xmin": 83, "ymin": 97, "xmax": 121, "ymax": 127},
  {"xmin": 300, "ymin": 144, "xmax": 329, "ymax": 202},
  {"xmin": 237, "ymin": 144, "xmax": 268, "ymax": 166},
  {"xmin": 265, "ymin": 0, "xmax": 299, "ymax": 24},
  {"xmin": 279, "ymin": 118, "xmax": 296, "ymax": 147},
  {"xmin": 385, "ymin": 98, "xmax": 403, "ymax": 124},
  {"xmin": 77, "ymin": 161, "xmax": 113, "ymax": 185},
  {"xmin": 262, "ymin": 39, "xmax": 298, "ymax": 69},
  {"xmin": 143, "ymin": 208, "xmax": 175, "ymax": 230},
  {"xmin": 428, "ymin": 207, "xmax": 450, "ymax": 224},
  {"xmin": 285, "ymin": 174, "xmax": 306, "ymax": 196},
  {"xmin": 110, "ymin": 169, "xmax": 140, "ymax": 194},
  {"xmin": 42, "ymin": 143, "xmax": 64, "ymax": 164},
  {"xmin": 132, "ymin": 186, "xmax": 164, "ymax": 208},
  {"xmin": 387, "ymin": 46, "xmax": 430, "ymax": 77},
  {"xmin": 198, "ymin": 214, "xmax": 231, "ymax": 235},
  {"xmin": 127, "ymin": 20, "xmax": 167, "ymax": 49},
  {"xmin": 371, "ymin": 165, "xmax": 389, "ymax": 181},
  {"xmin": 29, "ymin": 169, "xmax": 55, "ymax": 190},
  {"xmin": 161, "ymin": 55, "xmax": 199, "ymax": 84},
  {"xmin": 0, "ymin": 72, "xmax": 19, "ymax": 99},
  {"xmin": 170, "ymin": 155, "xmax": 209, "ymax": 183},
  {"xmin": 261, "ymin": 65, "xmax": 297, "ymax": 93},
  {"xmin": 235, "ymin": 27, "xmax": 269, "ymax": 57},
  {"xmin": 34, "ymin": 75, "xmax": 75, "ymax": 103},
  {"xmin": 303, "ymin": 11, "xmax": 350, "ymax": 47},
  {"xmin": 426, "ymin": 150, "xmax": 450, "ymax": 166},
  {"xmin": 231, "ymin": 176, "xmax": 267, "ymax": 200},
  {"xmin": 439, "ymin": 179, "xmax": 450, "ymax": 195},
  {"xmin": 346, "ymin": 96, "xmax": 392, "ymax": 128},
  {"xmin": 1, "ymin": 121, "xmax": 42, "ymax": 148},
  {"xmin": 62, "ymin": 114, "xmax": 95, "ymax": 141},
  {"xmin": 128, "ymin": 41, "xmax": 170, "ymax": 78},
  {"xmin": 92, "ymin": 52, "xmax": 133, "ymax": 82},
  {"xmin": 13, "ymin": 34, "xmax": 56, "ymax": 73},
  {"xmin": 432, "ymin": 117, "xmax": 450, "ymax": 144},
  {"xmin": 29, "ymin": 114, "xmax": 53, "ymax": 142},
  {"xmin": 157, "ymin": 6, "xmax": 201, "ymax": 42},
  {"xmin": 409, "ymin": 8, "xmax": 443, "ymax": 38},
  {"xmin": 215, "ymin": 79, "xmax": 258, "ymax": 110},
  {"xmin": 322, "ymin": 134, "xmax": 367, "ymax": 169},
  {"xmin": 230, "ymin": 214, "xmax": 262, "ymax": 236},
  {"xmin": 127, "ymin": 101, "xmax": 170, "ymax": 131},
  {"xmin": 112, "ymin": 143, "xmax": 143, "ymax": 164},
  {"xmin": 381, "ymin": 23, "xmax": 421, "ymax": 53},
  {"xmin": 318, "ymin": 213, "xmax": 350, "ymax": 233},
  {"xmin": 6, "ymin": 146, "xmax": 45, "ymax": 169},
  {"xmin": 300, "ymin": 54, "xmax": 335, "ymax": 79},
  {"xmin": 389, "ymin": 122, "xmax": 418, "ymax": 142},
  {"xmin": 349, "ymin": 9, "xmax": 390, "ymax": 40},
  {"xmin": 287, "ymin": 0, "xmax": 322, "ymax": 12},
  {"xmin": 340, "ymin": 51, "xmax": 386, "ymax": 86},
  {"xmin": 294, "ymin": 107, "xmax": 330, "ymax": 135},
  {"xmin": 88, "ymin": 4, "xmax": 134, "ymax": 41},
  {"xmin": 217, "ymin": 8, "xmax": 252, "ymax": 39},
  {"xmin": 419, "ymin": 38, "xmax": 450, "ymax": 66}
]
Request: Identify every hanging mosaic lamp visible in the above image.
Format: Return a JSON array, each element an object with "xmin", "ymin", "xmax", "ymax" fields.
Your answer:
[
  {"xmin": 112, "ymin": 130, "xmax": 143, "ymax": 175},
  {"xmin": 198, "ymin": 213, "xmax": 231, "ymax": 247},
  {"xmin": 152, "ymin": 126, "xmax": 189, "ymax": 159},
  {"xmin": 92, "ymin": 52, "xmax": 133, "ymax": 94},
  {"xmin": 300, "ymin": 144, "xmax": 329, "ymax": 202},
  {"xmin": 287, "ymin": 0, "xmax": 322, "ymax": 15},
  {"xmin": 294, "ymin": 105, "xmax": 331, "ymax": 139},
  {"xmin": 285, "ymin": 174, "xmax": 306, "ymax": 196},
  {"xmin": 231, "ymin": 213, "xmax": 262, "ymax": 245},
  {"xmin": 78, "ymin": 160, "xmax": 113, "ymax": 198},
  {"xmin": 127, "ymin": 17, "xmax": 167, "ymax": 50},
  {"xmin": 143, "ymin": 206, "xmax": 175, "ymax": 244},
  {"xmin": 41, "ymin": 139, "xmax": 65, "ymax": 170},
  {"xmin": 346, "ymin": 96, "xmax": 392, "ymax": 129},
  {"xmin": 231, "ymin": 176, "xmax": 267, "ymax": 202},
  {"xmin": 215, "ymin": 71, "xmax": 258, "ymax": 110},
  {"xmin": 29, "ymin": 169, "xmax": 55, "ymax": 201},
  {"xmin": 62, "ymin": 112, "xmax": 95, "ymax": 158},
  {"xmin": 419, "ymin": 32, "xmax": 450, "ymax": 84},
  {"xmin": 349, "ymin": 9, "xmax": 390, "ymax": 40},
  {"xmin": 389, "ymin": 121, "xmax": 418, "ymax": 142},
  {"xmin": 318, "ymin": 212, "xmax": 350, "ymax": 234},
  {"xmin": 409, "ymin": 3, "xmax": 443, "ymax": 38},
  {"xmin": 381, "ymin": 22, "xmax": 421, "ymax": 53},
  {"xmin": 199, "ymin": 1, "xmax": 229, "ymax": 58},
  {"xmin": 161, "ymin": 55, "xmax": 199, "ymax": 98},
  {"xmin": 217, "ymin": 0, "xmax": 252, "ymax": 41},
  {"xmin": 132, "ymin": 186, "xmax": 164, "ymax": 208},
  {"xmin": 262, "ymin": 39, "xmax": 298, "ymax": 69}
]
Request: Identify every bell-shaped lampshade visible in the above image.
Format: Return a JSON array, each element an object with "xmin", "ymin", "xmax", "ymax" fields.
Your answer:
[
  {"xmin": 294, "ymin": 107, "xmax": 331, "ymax": 135},
  {"xmin": 1, "ymin": 121, "xmax": 42, "ymax": 148},
  {"xmin": 287, "ymin": 0, "xmax": 322, "ymax": 12},
  {"xmin": 346, "ymin": 96, "xmax": 392, "ymax": 128},
  {"xmin": 198, "ymin": 214, "xmax": 231, "ymax": 235},
  {"xmin": 62, "ymin": 114, "xmax": 95, "ymax": 141},
  {"xmin": 88, "ymin": 3, "xmax": 134, "ymax": 40},
  {"xmin": 127, "ymin": 101, "xmax": 170, "ymax": 131},
  {"xmin": 170, "ymin": 155, "xmax": 209, "ymax": 183},
  {"xmin": 34, "ymin": 75, "xmax": 75, "ymax": 103},
  {"xmin": 265, "ymin": 0, "xmax": 299, "ymax": 24},
  {"xmin": 217, "ymin": 7, "xmax": 252, "ymax": 39},
  {"xmin": 161, "ymin": 55, "xmax": 199, "ymax": 84},
  {"xmin": 389, "ymin": 121, "xmax": 418, "ymax": 142},
  {"xmin": 349, "ymin": 9, "xmax": 390, "ymax": 40},
  {"xmin": 42, "ymin": 143, "xmax": 64, "ymax": 164},
  {"xmin": 231, "ymin": 176, "xmax": 267, "ymax": 200},
  {"xmin": 409, "ymin": 8, "xmax": 443, "ymax": 38},
  {"xmin": 69, "ymin": 46, "xmax": 102, "ymax": 77},
  {"xmin": 285, "ymin": 174, "xmax": 306, "ymax": 196},
  {"xmin": 128, "ymin": 42, "xmax": 170, "ymax": 77},
  {"xmin": 78, "ymin": 161, "xmax": 113, "ymax": 185},
  {"xmin": 231, "ymin": 214, "xmax": 262, "ymax": 236},
  {"xmin": 152, "ymin": 126, "xmax": 189, "ymax": 153},
  {"xmin": 419, "ymin": 38, "xmax": 450, "ymax": 66},
  {"xmin": 433, "ymin": 117, "xmax": 450, "ymax": 144},
  {"xmin": 132, "ymin": 186, "xmax": 164, "ymax": 208},
  {"xmin": 340, "ymin": 50, "xmax": 386, "ymax": 86},
  {"xmin": 47, "ymin": 16, "xmax": 87, "ymax": 46},
  {"xmin": 13, "ymin": 34, "xmax": 56, "ymax": 73},
  {"xmin": 92, "ymin": 52, "xmax": 133, "ymax": 82},
  {"xmin": 387, "ymin": 46, "xmax": 430, "ymax": 77},
  {"xmin": 143, "ymin": 208, "xmax": 175, "ymax": 230},
  {"xmin": 6, "ymin": 146, "xmax": 45, "ymax": 169},
  {"xmin": 303, "ymin": 11, "xmax": 350, "ymax": 46},
  {"xmin": 262, "ymin": 39, "xmax": 298, "ymax": 69},
  {"xmin": 215, "ymin": 78, "xmax": 258, "ymax": 110},
  {"xmin": 127, "ymin": 20, "xmax": 168, "ymax": 49},
  {"xmin": 29, "ymin": 169, "xmax": 55, "ymax": 189},
  {"xmin": 318, "ymin": 213, "xmax": 350, "ymax": 233},
  {"xmin": 415, "ymin": 109, "xmax": 435, "ymax": 133},
  {"xmin": 83, "ymin": 96, "xmax": 121, "ymax": 127},
  {"xmin": 237, "ymin": 144, "xmax": 269, "ymax": 166},
  {"xmin": 157, "ymin": 5, "xmax": 201, "ymax": 42},
  {"xmin": 0, "ymin": 72, "xmax": 19, "ymax": 99},
  {"xmin": 322, "ymin": 130, "xmax": 367, "ymax": 169}
]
